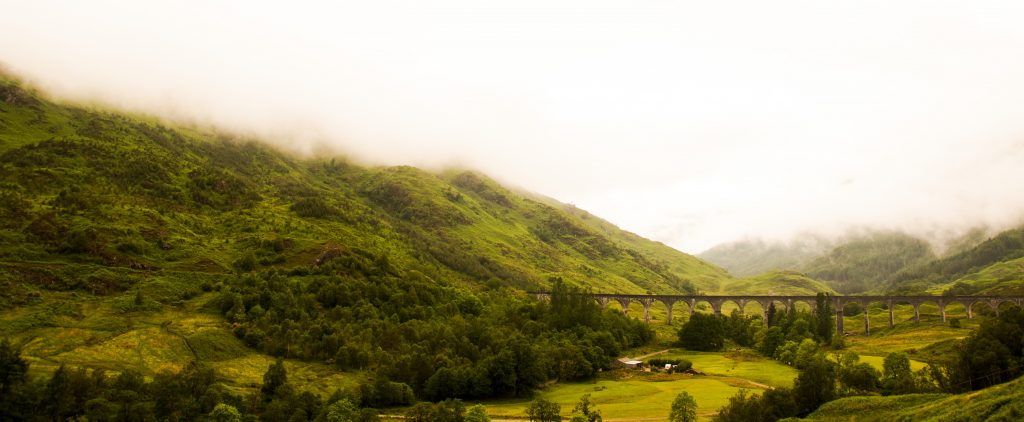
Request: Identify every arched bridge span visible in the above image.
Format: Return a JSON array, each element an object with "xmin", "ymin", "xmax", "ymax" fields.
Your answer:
[{"xmin": 529, "ymin": 293, "xmax": 1024, "ymax": 335}]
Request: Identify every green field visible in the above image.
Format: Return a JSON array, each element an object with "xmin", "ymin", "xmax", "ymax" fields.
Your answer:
[
  {"xmin": 469, "ymin": 349, "xmax": 798, "ymax": 420},
  {"xmin": 481, "ymin": 377, "xmax": 742, "ymax": 421}
]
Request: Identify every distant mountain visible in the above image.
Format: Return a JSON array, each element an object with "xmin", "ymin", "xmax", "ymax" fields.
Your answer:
[
  {"xmin": 886, "ymin": 226, "xmax": 1024, "ymax": 294},
  {"xmin": 700, "ymin": 228, "xmax": 1022, "ymax": 295},
  {"xmin": 698, "ymin": 235, "xmax": 834, "ymax": 277},
  {"xmin": 699, "ymin": 231, "xmax": 936, "ymax": 294},
  {"xmin": 802, "ymin": 231, "xmax": 936, "ymax": 294}
]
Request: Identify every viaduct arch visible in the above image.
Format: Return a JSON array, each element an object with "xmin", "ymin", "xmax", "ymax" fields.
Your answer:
[{"xmin": 530, "ymin": 293, "xmax": 1024, "ymax": 335}]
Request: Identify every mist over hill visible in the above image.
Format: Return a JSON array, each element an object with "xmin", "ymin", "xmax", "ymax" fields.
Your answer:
[
  {"xmin": 701, "ymin": 226, "xmax": 1024, "ymax": 295},
  {"xmin": 698, "ymin": 235, "xmax": 835, "ymax": 277},
  {"xmin": 0, "ymin": 73, "xmax": 735, "ymax": 303}
]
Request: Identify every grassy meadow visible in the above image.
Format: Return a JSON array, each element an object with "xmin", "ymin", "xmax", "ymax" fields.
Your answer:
[{"xmin": 478, "ymin": 349, "xmax": 797, "ymax": 421}]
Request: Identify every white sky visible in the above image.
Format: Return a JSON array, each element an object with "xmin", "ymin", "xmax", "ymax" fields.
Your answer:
[{"xmin": 3, "ymin": 0, "xmax": 1024, "ymax": 253}]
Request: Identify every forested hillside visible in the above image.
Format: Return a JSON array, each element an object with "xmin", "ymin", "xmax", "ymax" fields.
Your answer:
[
  {"xmin": 886, "ymin": 227, "xmax": 1024, "ymax": 295},
  {"xmin": 802, "ymin": 232, "xmax": 936, "ymax": 294},
  {"xmin": 0, "ymin": 70, "xmax": 753, "ymax": 418},
  {"xmin": 702, "ymin": 228, "xmax": 1024, "ymax": 296},
  {"xmin": 0, "ymin": 73, "xmax": 728, "ymax": 302}
]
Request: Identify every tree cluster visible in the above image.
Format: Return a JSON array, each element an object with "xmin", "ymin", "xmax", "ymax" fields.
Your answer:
[
  {"xmin": 931, "ymin": 306, "xmax": 1024, "ymax": 392},
  {"xmin": 218, "ymin": 270, "xmax": 652, "ymax": 405}
]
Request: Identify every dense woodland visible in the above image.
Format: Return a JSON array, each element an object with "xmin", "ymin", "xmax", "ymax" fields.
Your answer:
[{"xmin": 217, "ymin": 272, "xmax": 651, "ymax": 402}]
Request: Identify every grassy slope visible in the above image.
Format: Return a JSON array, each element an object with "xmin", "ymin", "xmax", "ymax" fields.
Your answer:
[
  {"xmin": 0, "ymin": 71, "xmax": 775, "ymax": 392},
  {"xmin": 926, "ymin": 256, "xmax": 1024, "ymax": 296},
  {"xmin": 799, "ymin": 376, "xmax": 1024, "ymax": 421},
  {"xmin": 720, "ymin": 270, "xmax": 835, "ymax": 295},
  {"xmin": 529, "ymin": 196, "xmax": 732, "ymax": 293},
  {"xmin": 0, "ymin": 72, "xmax": 731, "ymax": 299}
]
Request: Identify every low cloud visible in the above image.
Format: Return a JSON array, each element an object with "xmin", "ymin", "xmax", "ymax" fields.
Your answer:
[{"xmin": 3, "ymin": 1, "xmax": 1024, "ymax": 252}]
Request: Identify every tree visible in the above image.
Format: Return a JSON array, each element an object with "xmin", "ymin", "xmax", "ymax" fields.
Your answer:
[
  {"xmin": 774, "ymin": 340, "xmax": 799, "ymax": 366},
  {"xmin": 813, "ymin": 293, "xmax": 834, "ymax": 343},
  {"xmin": 526, "ymin": 398, "xmax": 561, "ymax": 422},
  {"xmin": 836, "ymin": 351, "xmax": 880, "ymax": 393},
  {"xmin": 793, "ymin": 355, "xmax": 837, "ymax": 415},
  {"xmin": 406, "ymin": 402, "xmax": 436, "ymax": 422},
  {"xmin": 882, "ymin": 352, "xmax": 915, "ymax": 395},
  {"xmin": 759, "ymin": 388, "xmax": 798, "ymax": 420},
  {"xmin": 793, "ymin": 338, "xmax": 820, "ymax": 369},
  {"xmin": 677, "ymin": 313, "xmax": 725, "ymax": 352},
  {"xmin": 548, "ymin": 278, "xmax": 602, "ymax": 330},
  {"xmin": 465, "ymin": 404, "xmax": 490, "ymax": 422},
  {"xmin": 432, "ymin": 399, "xmax": 467, "ymax": 422},
  {"xmin": 262, "ymin": 358, "xmax": 289, "ymax": 398},
  {"xmin": 716, "ymin": 390, "xmax": 761, "ymax": 422},
  {"xmin": 572, "ymin": 394, "xmax": 602, "ymax": 422},
  {"xmin": 755, "ymin": 326, "xmax": 785, "ymax": 357},
  {"xmin": 949, "ymin": 307, "xmax": 1024, "ymax": 391},
  {"xmin": 841, "ymin": 362, "xmax": 881, "ymax": 393},
  {"xmin": 0, "ymin": 338, "xmax": 29, "ymax": 396},
  {"xmin": 766, "ymin": 302, "xmax": 778, "ymax": 327},
  {"xmin": 717, "ymin": 388, "xmax": 797, "ymax": 422},
  {"xmin": 669, "ymin": 391, "xmax": 697, "ymax": 422},
  {"xmin": 209, "ymin": 403, "xmax": 243, "ymax": 422}
]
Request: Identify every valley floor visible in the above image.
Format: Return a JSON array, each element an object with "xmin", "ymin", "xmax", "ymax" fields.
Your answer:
[{"xmin": 1, "ymin": 281, "xmax": 994, "ymax": 421}]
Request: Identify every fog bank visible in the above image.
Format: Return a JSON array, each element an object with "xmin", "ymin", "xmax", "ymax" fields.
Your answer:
[{"xmin": 3, "ymin": 1, "xmax": 1024, "ymax": 252}]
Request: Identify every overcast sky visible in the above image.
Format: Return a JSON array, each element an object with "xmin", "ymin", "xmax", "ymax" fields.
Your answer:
[{"xmin": 3, "ymin": 0, "xmax": 1024, "ymax": 253}]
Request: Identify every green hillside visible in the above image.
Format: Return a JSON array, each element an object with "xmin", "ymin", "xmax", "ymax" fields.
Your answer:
[
  {"xmin": 538, "ymin": 198, "xmax": 732, "ymax": 293},
  {"xmin": 886, "ymin": 227, "xmax": 1024, "ymax": 294},
  {"xmin": 0, "ymin": 73, "xmax": 728, "ymax": 302},
  {"xmin": 0, "ymin": 69, "xmax": 780, "ymax": 407},
  {"xmin": 925, "ymin": 257, "xmax": 1024, "ymax": 296},
  {"xmin": 701, "ymin": 226, "xmax": 1024, "ymax": 297},
  {"xmin": 720, "ymin": 270, "xmax": 836, "ymax": 296},
  {"xmin": 797, "ymin": 376, "xmax": 1024, "ymax": 421},
  {"xmin": 802, "ymin": 232, "xmax": 936, "ymax": 294}
]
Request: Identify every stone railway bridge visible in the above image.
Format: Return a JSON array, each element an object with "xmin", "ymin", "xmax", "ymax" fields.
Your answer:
[{"xmin": 530, "ymin": 293, "xmax": 1024, "ymax": 335}]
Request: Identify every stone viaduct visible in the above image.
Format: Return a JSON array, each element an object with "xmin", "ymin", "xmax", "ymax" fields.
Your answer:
[{"xmin": 530, "ymin": 293, "xmax": 1024, "ymax": 335}]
